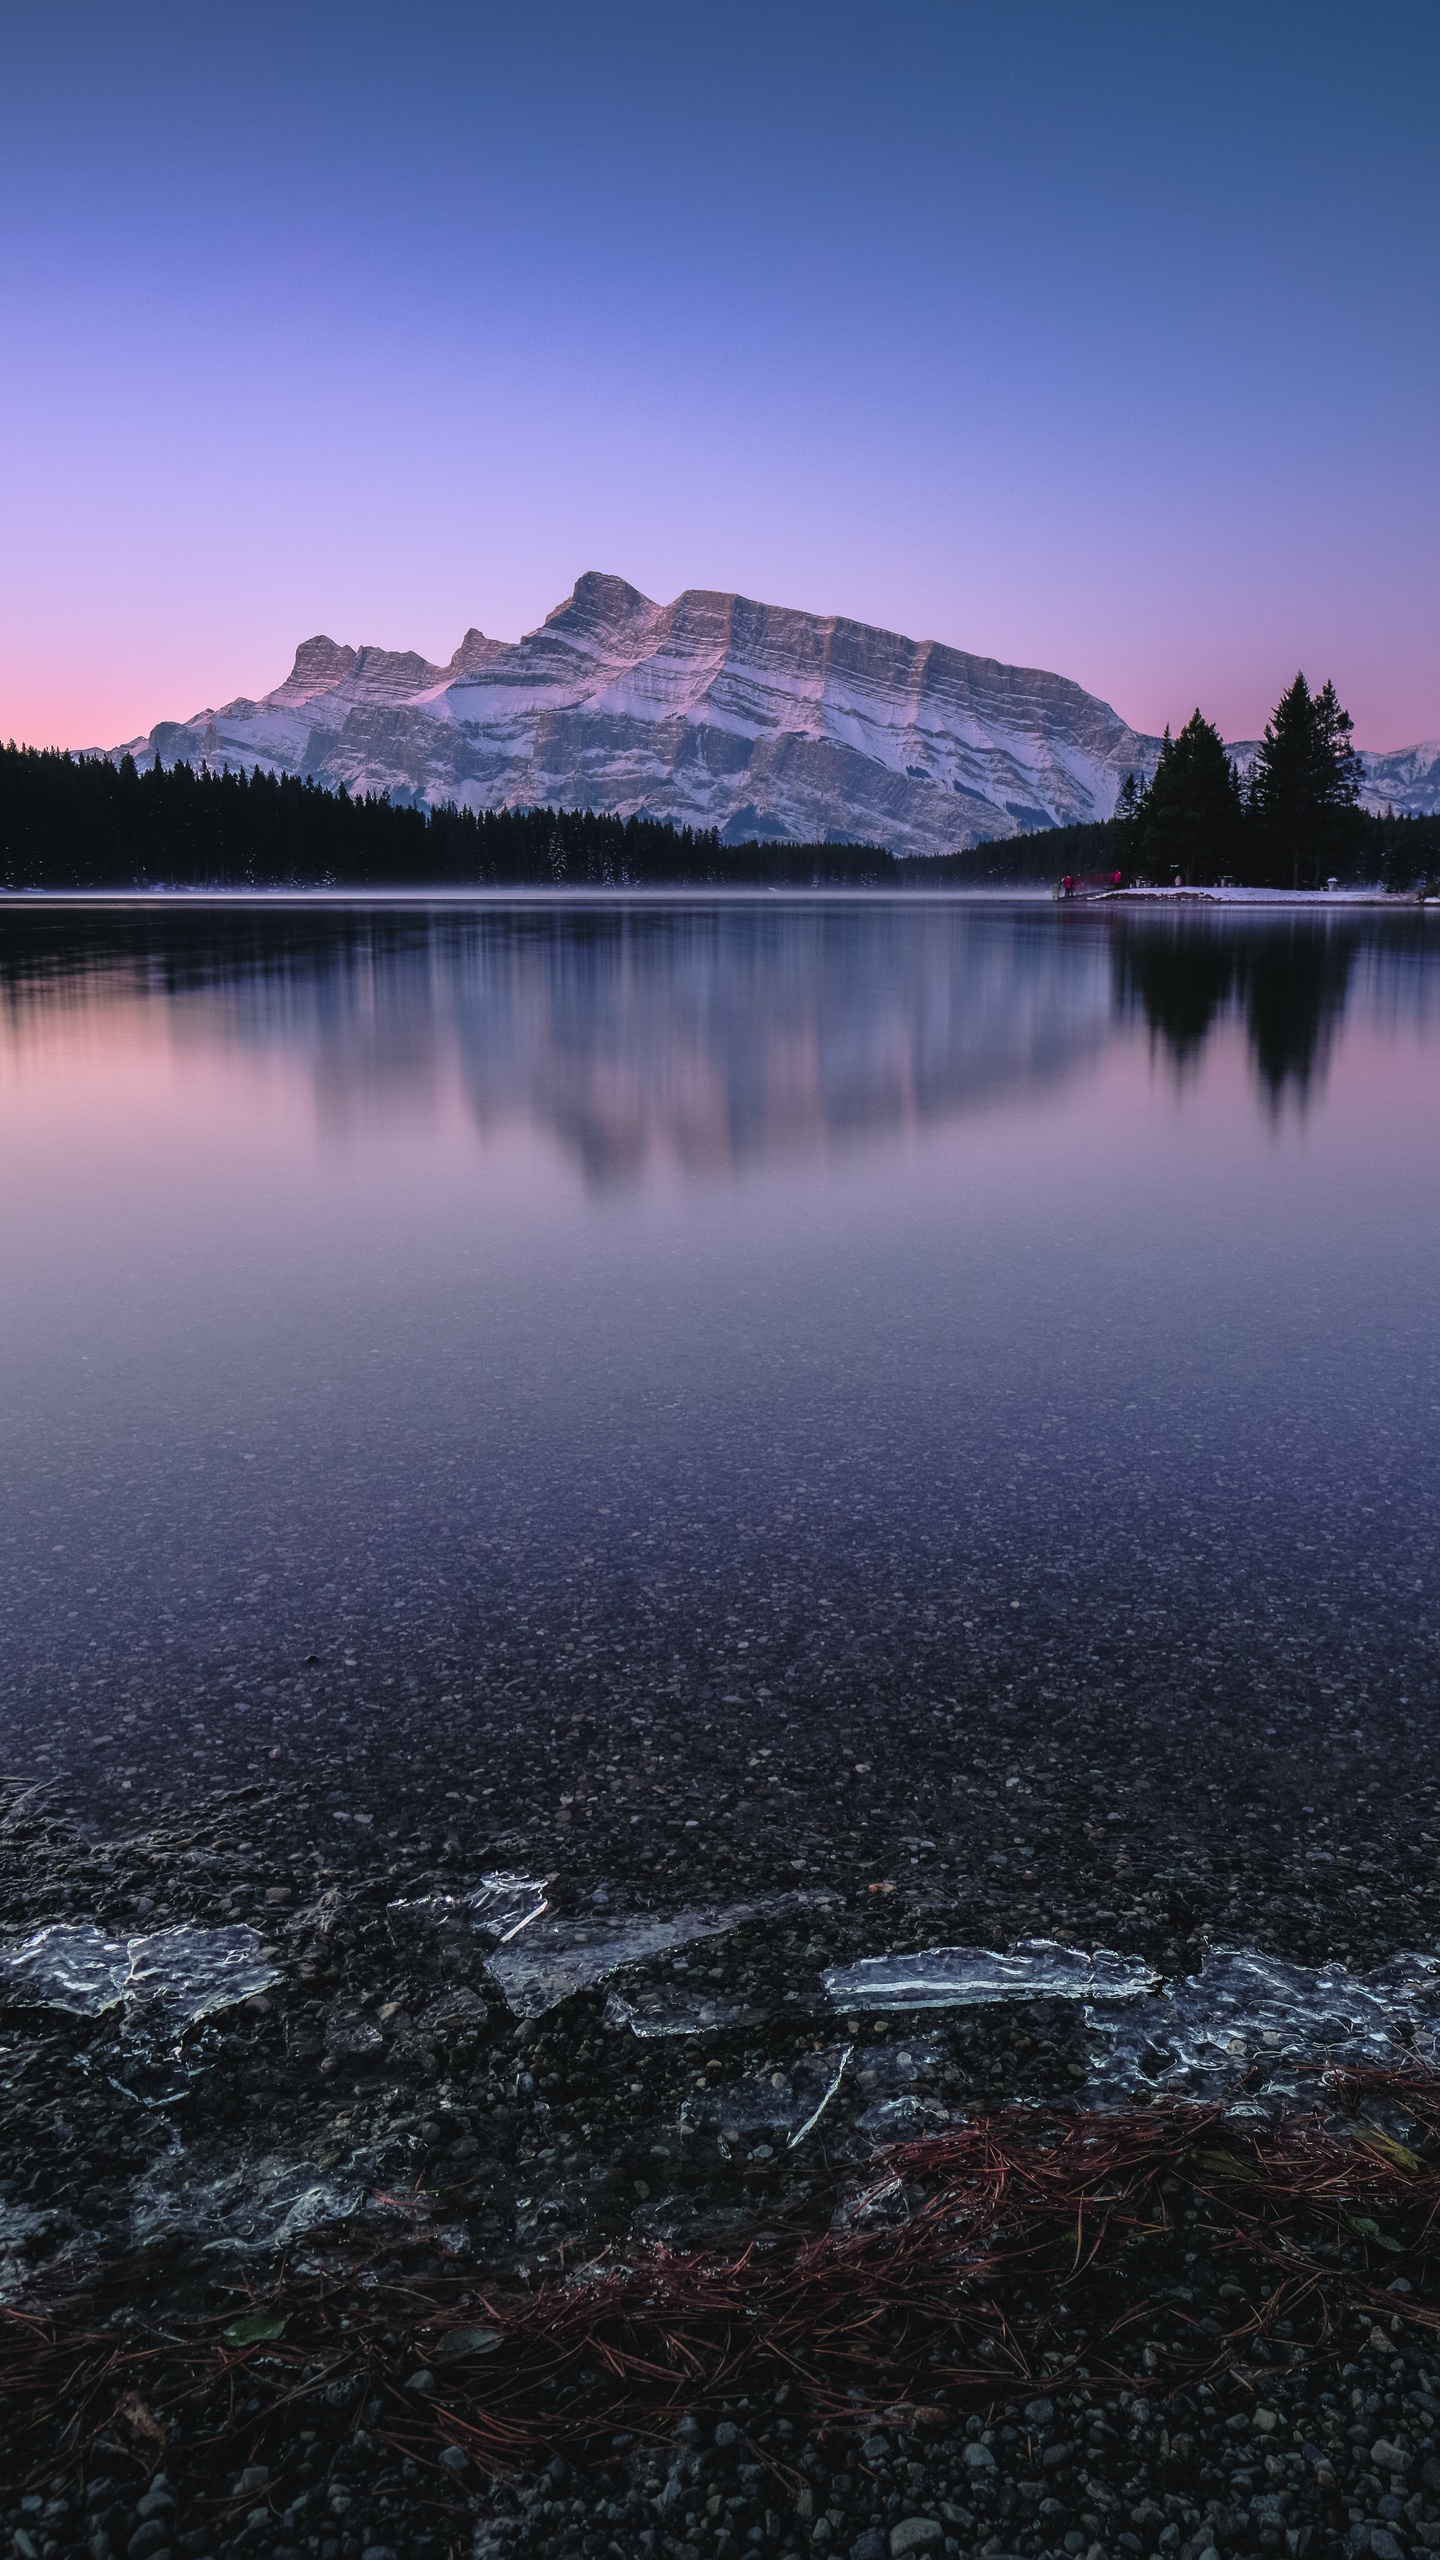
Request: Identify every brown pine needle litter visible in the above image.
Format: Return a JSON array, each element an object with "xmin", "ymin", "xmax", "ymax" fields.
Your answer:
[{"xmin": 4, "ymin": 2069, "xmax": 1439, "ymax": 2497}]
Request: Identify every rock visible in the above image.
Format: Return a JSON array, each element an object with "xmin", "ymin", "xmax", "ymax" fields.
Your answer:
[
  {"xmin": 235, "ymin": 2470, "xmax": 269, "ymax": 2497},
  {"xmin": 962, "ymin": 2444, "xmax": 997, "ymax": 2473},
  {"xmin": 1024, "ymin": 2399, "xmax": 1055, "ymax": 2427},
  {"xmin": 714, "ymin": 2422, "xmax": 743, "ymax": 2449},
  {"xmin": 890, "ymin": 2525, "xmax": 942, "ymax": 2557},
  {"xmin": 126, "ymin": 2528, "xmax": 170, "ymax": 2560},
  {"xmin": 850, "ymin": 2535, "xmax": 886, "ymax": 2560},
  {"xmin": 1371, "ymin": 2441, "xmax": 1411, "ymax": 2474},
  {"xmin": 437, "ymin": 2447, "xmax": 470, "ymax": 2476}
]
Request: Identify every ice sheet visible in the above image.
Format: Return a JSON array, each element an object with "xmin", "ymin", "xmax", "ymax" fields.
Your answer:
[
  {"xmin": 386, "ymin": 1870, "xmax": 548, "ymax": 1947},
  {"xmin": 129, "ymin": 2147, "xmax": 365, "ymax": 2254},
  {"xmin": 681, "ymin": 2045, "xmax": 853, "ymax": 2151},
  {"xmin": 0, "ymin": 1921, "xmax": 280, "ymax": 2036},
  {"xmin": 1079, "ymin": 1944, "xmax": 1440, "ymax": 2108},
  {"xmin": 487, "ymin": 1906, "xmax": 752, "ymax": 2021},
  {"xmin": 0, "ymin": 1925, "xmax": 133, "ymax": 2016},
  {"xmin": 824, "ymin": 1938, "xmax": 1157, "ymax": 2012},
  {"xmin": 604, "ymin": 1986, "xmax": 747, "ymax": 2038}
]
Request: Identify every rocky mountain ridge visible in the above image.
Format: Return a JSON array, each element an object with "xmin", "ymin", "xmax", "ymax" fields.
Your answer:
[{"xmin": 103, "ymin": 572, "xmax": 1439, "ymax": 853}]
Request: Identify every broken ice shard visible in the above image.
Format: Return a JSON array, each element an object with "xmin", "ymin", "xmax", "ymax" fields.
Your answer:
[
  {"xmin": 681, "ymin": 2045, "xmax": 853, "ymax": 2150},
  {"xmin": 0, "ymin": 1924, "xmax": 133, "ymax": 2016},
  {"xmin": 386, "ymin": 1870, "xmax": 549, "ymax": 1947},
  {"xmin": 1079, "ymin": 1943, "xmax": 1440, "ymax": 2109},
  {"xmin": 486, "ymin": 1903, "xmax": 757, "ymax": 2021},
  {"xmin": 129, "ymin": 2146, "xmax": 364, "ymax": 2254},
  {"xmin": 823, "ymin": 1937, "xmax": 1157, "ymax": 2012},
  {"xmin": 603, "ymin": 1986, "xmax": 747, "ymax": 2038},
  {"xmin": 0, "ymin": 1921, "xmax": 280, "ymax": 2033}
]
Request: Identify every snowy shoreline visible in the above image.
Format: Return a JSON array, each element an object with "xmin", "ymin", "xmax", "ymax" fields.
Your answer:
[{"xmin": 1069, "ymin": 882, "xmax": 1430, "ymax": 907}]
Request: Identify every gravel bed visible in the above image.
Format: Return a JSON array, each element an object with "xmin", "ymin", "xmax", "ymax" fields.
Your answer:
[{"xmin": 9, "ymin": 2312, "xmax": 1440, "ymax": 2560}]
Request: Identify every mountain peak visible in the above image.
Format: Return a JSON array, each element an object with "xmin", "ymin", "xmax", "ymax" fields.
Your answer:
[
  {"xmin": 547, "ymin": 571, "xmax": 657, "ymax": 630},
  {"xmin": 275, "ymin": 635, "xmax": 359, "ymax": 701},
  {"xmin": 446, "ymin": 626, "xmax": 508, "ymax": 679}
]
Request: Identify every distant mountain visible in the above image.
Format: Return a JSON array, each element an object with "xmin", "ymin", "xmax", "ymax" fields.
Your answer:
[{"xmin": 100, "ymin": 574, "xmax": 1437, "ymax": 853}]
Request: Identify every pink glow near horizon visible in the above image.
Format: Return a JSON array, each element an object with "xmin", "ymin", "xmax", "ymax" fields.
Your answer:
[{"xmin": 1, "ymin": 3, "xmax": 1436, "ymax": 757}]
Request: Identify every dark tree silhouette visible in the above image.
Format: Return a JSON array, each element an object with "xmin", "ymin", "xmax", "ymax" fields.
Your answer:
[
  {"xmin": 1139, "ymin": 711, "xmax": 1243, "ymax": 883},
  {"xmin": 1248, "ymin": 674, "xmax": 1364, "ymax": 889}
]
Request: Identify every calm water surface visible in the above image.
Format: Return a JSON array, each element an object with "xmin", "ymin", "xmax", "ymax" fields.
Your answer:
[{"xmin": 2, "ymin": 896, "xmax": 1437, "ymax": 1923}]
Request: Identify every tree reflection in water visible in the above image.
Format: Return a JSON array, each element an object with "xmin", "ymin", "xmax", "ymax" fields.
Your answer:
[{"xmin": 1109, "ymin": 914, "xmax": 1395, "ymax": 1108}]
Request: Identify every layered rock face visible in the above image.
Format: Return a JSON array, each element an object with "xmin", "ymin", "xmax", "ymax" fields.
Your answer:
[
  {"xmin": 106, "ymin": 573, "xmax": 1434, "ymax": 851},
  {"xmin": 108, "ymin": 573, "xmax": 1164, "ymax": 854}
]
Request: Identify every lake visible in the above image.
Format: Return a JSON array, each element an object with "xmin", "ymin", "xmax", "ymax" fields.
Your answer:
[{"xmin": 1, "ymin": 893, "xmax": 1438, "ymax": 1961}]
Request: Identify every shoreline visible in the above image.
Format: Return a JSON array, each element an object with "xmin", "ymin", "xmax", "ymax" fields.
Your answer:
[
  {"xmin": 6, "ymin": 1747, "xmax": 1440, "ymax": 2543},
  {"xmin": 1064, "ymin": 884, "xmax": 1428, "ymax": 909}
]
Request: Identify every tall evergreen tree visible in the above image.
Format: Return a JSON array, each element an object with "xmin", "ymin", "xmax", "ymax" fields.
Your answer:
[
  {"xmin": 1139, "ymin": 710, "xmax": 1242, "ymax": 883},
  {"xmin": 1250, "ymin": 673, "xmax": 1364, "ymax": 889}
]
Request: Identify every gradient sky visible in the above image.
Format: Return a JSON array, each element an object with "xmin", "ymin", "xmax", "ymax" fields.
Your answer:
[{"xmin": 3, "ymin": 0, "xmax": 1437, "ymax": 753}]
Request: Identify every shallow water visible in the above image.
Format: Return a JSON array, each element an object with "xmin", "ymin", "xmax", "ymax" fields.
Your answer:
[{"xmin": 1, "ymin": 893, "xmax": 1438, "ymax": 1941}]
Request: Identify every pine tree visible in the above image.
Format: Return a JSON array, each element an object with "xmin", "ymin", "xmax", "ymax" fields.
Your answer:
[
  {"xmin": 1140, "ymin": 710, "xmax": 1242, "ymax": 883},
  {"xmin": 1250, "ymin": 674, "xmax": 1364, "ymax": 889},
  {"xmin": 1312, "ymin": 678, "xmax": 1364, "ymax": 816}
]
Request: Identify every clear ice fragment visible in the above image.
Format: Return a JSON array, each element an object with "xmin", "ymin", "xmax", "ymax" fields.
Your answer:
[
  {"xmin": 604, "ymin": 1987, "xmax": 746, "ymax": 2038},
  {"xmin": 129, "ymin": 2147, "xmax": 364, "ymax": 2254},
  {"xmin": 0, "ymin": 1924, "xmax": 133, "ymax": 2015},
  {"xmin": 823, "ymin": 1937, "xmax": 1156, "ymax": 2012},
  {"xmin": 680, "ymin": 2045, "xmax": 853, "ymax": 2149},
  {"xmin": 0, "ymin": 1921, "xmax": 279, "ymax": 2034},
  {"xmin": 857, "ymin": 2093, "xmax": 951, "ymax": 2144},
  {"xmin": 122, "ymin": 1925, "xmax": 281, "ymax": 2031},
  {"xmin": 466, "ymin": 1872, "xmax": 550, "ymax": 1944},
  {"xmin": 1080, "ymin": 1944, "xmax": 1440, "ymax": 2109},
  {"xmin": 488, "ymin": 1905, "xmax": 749, "ymax": 2021},
  {"xmin": 386, "ymin": 1871, "xmax": 548, "ymax": 1946}
]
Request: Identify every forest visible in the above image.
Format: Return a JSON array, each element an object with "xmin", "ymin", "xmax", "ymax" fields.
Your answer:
[{"xmin": 0, "ymin": 749, "xmax": 896, "ymax": 891}]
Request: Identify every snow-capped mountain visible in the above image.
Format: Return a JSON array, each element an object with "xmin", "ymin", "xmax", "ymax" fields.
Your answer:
[
  {"xmin": 104, "ymin": 574, "xmax": 1163, "ymax": 855},
  {"xmin": 102, "ymin": 573, "xmax": 1437, "ymax": 851}
]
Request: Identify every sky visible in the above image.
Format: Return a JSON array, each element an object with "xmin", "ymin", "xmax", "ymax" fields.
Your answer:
[{"xmin": 3, "ymin": 0, "xmax": 1437, "ymax": 753}]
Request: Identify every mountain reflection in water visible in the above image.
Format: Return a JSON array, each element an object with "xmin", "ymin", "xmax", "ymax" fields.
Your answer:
[{"xmin": 2, "ymin": 898, "xmax": 1433, "ymax": 1181}]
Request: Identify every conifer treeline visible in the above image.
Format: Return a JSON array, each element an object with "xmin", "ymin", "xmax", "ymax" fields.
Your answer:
[
  {"xmin": 949, "ymin": 675, "xmax": 1440, "ymax": 892},
  {"xmin": 0, "ymin": 748, "xmax": 897, "ymax": 891}
]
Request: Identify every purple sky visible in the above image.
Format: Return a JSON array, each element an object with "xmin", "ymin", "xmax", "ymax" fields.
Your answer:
[{"xmin": 3, "ymin": 0, "xmax": 1436, "ymax": 753}]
